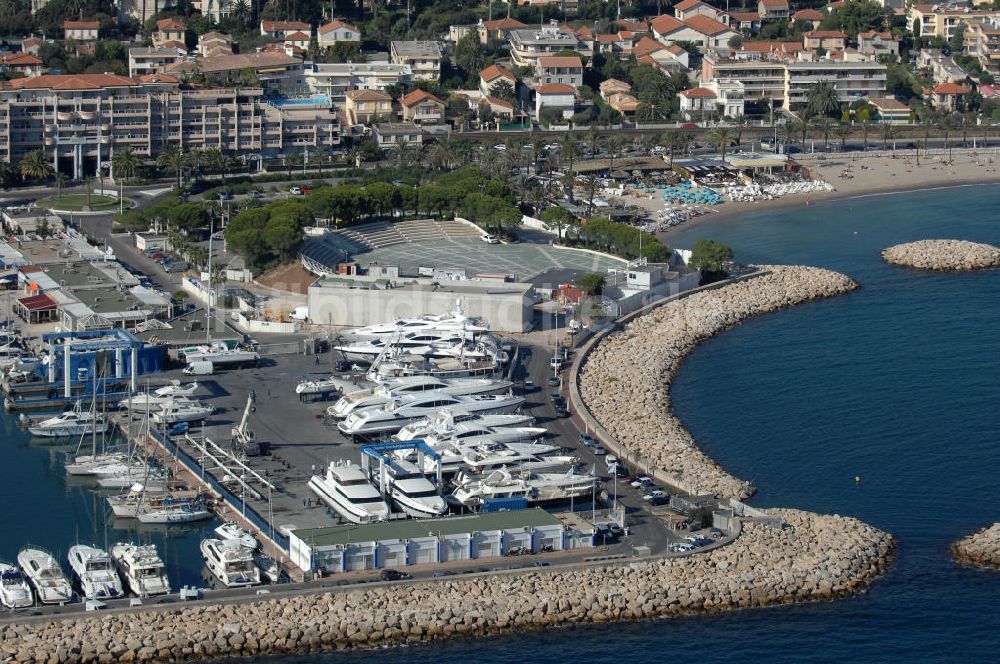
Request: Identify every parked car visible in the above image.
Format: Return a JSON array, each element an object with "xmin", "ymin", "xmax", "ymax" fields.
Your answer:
[
  {"xmin": 549, "ymin": 356, "xmax": 562, "ymax": 371},
  {"xmin": 522, "ymin": 379, "xmax": 536, "ymax": 393},
  {"xmin": 553, "ymin": 404, "xmax": 569, "ymax": 418},
  {"xmin": 643, "ymin": 490, "xmax": 667, "ymax": 501},
  {"xmin": 605, "ymin": 455, "xmax": 618, "ymax": 467},
  {"xmin": 380, "ymin": 569, "xmax": 412, "ymax": 581},
  {"xmin": 592, "ymin": 446, "xmax": 606, "ymax": 456},
  {"xmin": 289, "ymin": 186, "xmax": 303, "ymax": 195},
  {"xmin": 550, "ymin": 393, "xmax": 565, "ymax": 405},
  {"xmin": 217, "ymin": 191, "xmax": 233, "ymax": 200},
  {"xmin": 481, "ymin": 234, "xmax": 499, "ymax": 244},
  {"xmin": 547, "ymin": 375, "xmax": 560, "ymax": 387},
  {"xmin": 579, "ymin": 433, "xmax": 596, "ymax": 448},
  {"xmin": 630, "ymin": 477, "xmax": 653, "ymax": 488}
]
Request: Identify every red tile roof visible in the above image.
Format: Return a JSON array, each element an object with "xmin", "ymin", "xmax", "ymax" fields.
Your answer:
[
  {"xmin": 17, "ymin": 293, "xmax": 57, "ymax": 312},
  {"xmin": 10, "ymin": 73, "xmax": 137, "ymax": 90},
  {"xmin": 2, "ymin": 53, "xmax": 43, "ymax": 66},
  {"xmin": 633, "ymin": 36, "xmax": 667, "ymax": 58},
  {"xmin": 674, "ymin": 0, "xmax": 708, "ymax": 11},
  {"xmin": 482, "ymin": 18, "xmax": 528, "ymax": 30},
  {"xmin": 535, "ymin": 83, "xmax": 576, "ymax": 94},
  {"xmin": 63, "ymin": 20, "xmax": 99, "ymax": 30},
  {"xmin": 934, "ymin": 82, "xmax": 970, "ymax": 95},
  {"xmin": 482, "ymin": 95, "xmax": 514, "ymax": 110},
  {"xmin": 650, "ymin": 14, "xmax": 685, "ymax": 34},
  {"xmin": 345, "ymin": 88, "xmax": 392, "ymax": 101},
  {"xmin": 679, "ymin": 87, "xmax": 716, "ymax": 98},
  {"xmin": 760, "ymin": 0, "xmax": 788, "ymax": 7},
  {"xmin": 683, "ymin": 15, "xmax": 734, "ymax": 36},
  {"xmin": 319, "ymin": 19, "xmax": 359, "ymax": 34},
  {"xmin": 792, "ymin": 9, "xmax": 824, "ymax": 20},
  {"xmin": 869, "ymin": 97, "xmax": 908, "ymax": 110},
  {"xmin": 479, "ymin": 63, "xmax": 515, "ymax": 82},
  {"xmin": 805, "ymin": 30, "xmax": 846, "ymax": 38},
  {"xmin": 284, "ymin": 31, "xmax": 310, "ymax": 41},
  {"xmin": 537, "ymin": 55, "xmax": 582, "ymax": 68},
  {"xmin": 400, "ymin": 88, "xmax": 444, "ymax": 106},
  {"xmin": 138, "ymin": 73, "xmax": 180, "ymax": 84},
  {"xmin": 156, "ymin": 18, "xmax": 187, "ymax": 31}
]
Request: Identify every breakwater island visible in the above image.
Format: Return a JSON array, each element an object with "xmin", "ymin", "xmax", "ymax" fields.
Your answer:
[
  {"xmin": 952, "ymin": 523, "xmax": 1000, "ymax": 569},
  {"xmin": 579, "ymin": 265, "xmax": 859, "ymax": 499},
  {"xmin": 881, "ymin": 240, "xmax": 1000, "ymax": 271},
  {"xmin": 1, "ymin": 507, "xmax": 892, "ymax": 663}
]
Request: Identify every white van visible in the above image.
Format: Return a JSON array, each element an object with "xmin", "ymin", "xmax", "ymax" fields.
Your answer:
[{"xmin": 182, "ymin": 361, "xmax": 214, "ymax": 376}]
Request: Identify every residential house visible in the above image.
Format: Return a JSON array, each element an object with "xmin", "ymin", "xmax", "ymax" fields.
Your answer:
[
  {"xmin": 599, "ymin": 78, "xmax": 632, "ymax": 99},
  {"xmin": 0, "ymin": 53, "xmax": 45, "ymax": 77},
  {"xmin": 534, "ymin": 82, "xmax": 576, "ymax": 120},
  {"xmin": 373, "ymin": 122, "xmax": 422, "ymax": 151},
  {"xmin": 803, "ymin": 30, "xmax": 847, "ymax": 51},
  {"xmin": 390, "ymin": 41, "xmax": 443, "ymax": 81},
  {"xmin": 651, "ymin": 14, "xmax": 737, "ymax": 50},
  {"xmin": 758, "ymin": 0, "xmax": 790, "ymax": 19},
  {"xmin": 260, "ymin": 20, "xmax": 310, "ymax": 39},
  {"xmin": 477, "ymin": 95, "xmax": 515, "ymax": 122},
  {"xmin": 128, "ymin": 46, "xmax": 187, "ymax": 77},
  {"xmin": 478, "ymin": 18, "xmax": 528, "ymax": 44},
  {"xmin": 607, "ymin": 92, "xmax": 639, "ymax": 115},
  {"xmin": 727, "ymin": 11, "xmax": 762, "ymax": 32},
  {"xmin": 509, "ymin": 26, "xmax": 582, "ymax": 66},
  {"xmin": 153, "ymin": 18, "xmax": 186, "ymax": 47},
  {"xmin": 633, "ymin": 37, "xmax": 690, "ymax": 74},
  {"xmin": 931, "ymin": 81, "xmax": 971, "ymax": 110},
  {"xmin": 284, "ymin": 31, "xmax": 310, "ymax": 55},
  {"xmin": 21, "ymin": 37, "xmax": 45, "ymax": 55},
  {"xmin": 857, "ymin": 30, "xmax": 901, "ymax": 57},
  {"xmin": 919, "ymin": 48, "xmax": 968, "ymax": 83},
  {"xmin": 449, "ymin": 24, "xmax": 475, "ymax": 43},
  {"xmin": 318, "ymin": 20, "xmax": 360, "ymax": 46},
  {"xmin": 791, "ymin": 9, "xmax": 824, "ymax": 28},
  {"xmin": 869, "ymin": 97, "xmax": 911, "ymax": 124},
  {"xmin": 479, "ymin": 63, "xmax": 517, "ymax": 96},
  {"xmin": 63, "ymin": 21, "xmax": 99, "ymax": 41},
  {"xmin": 594, "ymin": 31, "xmax": 639, "ymax": 57},
  {"xmin": 674, "ymin": 0, "xmax": 725, "ymax": 22},
  {"xmin": 199, "ymin": 31, "xmax": 233, "ymax": 56},
  {"xmin": 400, "ymin": 88, "xmax": 446, "ymax": 124},
  {"xmin": 535, "ymin": 55, "xmax": 583, "ymax": 88},
  {"xmin": 344, "ymin": 88, "xmax": 393, "ymax": 124},
  {"xmin": 678, "ymin": 87, "xmax": 718, "ymax": 120}
]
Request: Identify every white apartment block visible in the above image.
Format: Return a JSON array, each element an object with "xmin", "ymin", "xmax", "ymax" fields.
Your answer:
[{"xmin": 304, "ymin": 62, "xmax": 413, "ymax": 101}]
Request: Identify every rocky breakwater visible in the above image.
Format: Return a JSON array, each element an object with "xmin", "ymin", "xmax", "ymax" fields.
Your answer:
[
  {"xmin": 951, "ymin": 523, "xmax": 1000, "ymax": 569},
  {"xmin": 579, "ymin": 265, "xmax": 858, "ymax": 499},
  {"xmin": 1, "ymin": 509, "xmax": 893, "ymax": 663},
  {"xmin": 881, "ymin": 239, "xmax": 1000, "ymax": 271}
]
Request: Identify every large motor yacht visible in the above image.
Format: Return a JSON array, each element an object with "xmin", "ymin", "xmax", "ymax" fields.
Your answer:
[
  {"xmin": 308, "ymin": 460, "xmax": 391, "ymax": 524},
  {"xmin": 17, "ymin": 548, "xmax": 72, "ymax": 605},
  {"xmin": 0, "ymin": 562, "xmax": 33, "ymax": 609},
  {"xmin": 337, "ymin": 392, "xmax": 524, "ymax": 437},
  {"xmin": 200, "ymin": 539, "xmax": 261, "ymax": 588},
  {"xmin": 67, "ymin": 545, "xmax": 124, "ymax": 600},
  {"xmin": 110, "ymin": 543, "xmax": 170, "ymax": 597},
  {"xmin": 376, "ymin": 459, "xmax": 447, "ymax": 518},
  {"xmin": 327, "ymin": 376, "xmax": 512, "ymax": 418},
  {"xmin": 28, "ymin": 408, "xmax": 108, "ymax": 438}
]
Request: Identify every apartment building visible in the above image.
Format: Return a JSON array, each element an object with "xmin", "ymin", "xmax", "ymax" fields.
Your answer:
[
  {"xmin": 535, "ymin": 56, "xmax": 583, "ymax": 88},
  {"xmin": 166, "ymin": 52, "xmax": 306, "ymax": 95},
  {"xmin": 119, "ymin": 0, "xmax": 165, "ymax": 23},
  {"xmin": 508, "ymin": 26, "xmax": 583, "ymax": 66},
  {"xmin": 0, "ymin": 74, "xmax": 340, "ymax": 179},
  {"xmin": 702, "ymin": 54, "xmax": 886, "ymax": 108},
  {"xmin": 305, "ymin": 62, "xmax": 412, "ymax": 101},
  {"xmin": 194, "ymin": 0, "xmax": 236, "ymax": 21},
  {"xmin": 390, "ymin": 41, "xmax": 443, "ymax": 81},
  {"xmin": 918, "ymin": 47, "xmax": 969, "ymax": 82},
  {"xmin": 909, "ymin": 4, "xmax": 992, "ymax": 40},
  {"xmin": 128, "ymin": 47, "xmax": 187, "ymax": 78},
  {"xmin": 966, "ymin": 16, "xmax": 1000, "ymax": 74},
  {"xmin": 478, "ymin": 18, "xmax": 529, "ymax": 44},
  {"xmin": 803, "ymin": 30, "xmax": 847, "ymax": 51}
]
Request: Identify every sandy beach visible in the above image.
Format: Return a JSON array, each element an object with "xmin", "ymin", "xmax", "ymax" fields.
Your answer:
[{"xmin": 641, "ymin": 147, "xmax": 1000, "ymax": 236}]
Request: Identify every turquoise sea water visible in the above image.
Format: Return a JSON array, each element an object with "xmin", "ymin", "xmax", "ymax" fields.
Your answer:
[{"xmin": 278, "ymin": 184, "xmax": 1000, "ymax": 663}]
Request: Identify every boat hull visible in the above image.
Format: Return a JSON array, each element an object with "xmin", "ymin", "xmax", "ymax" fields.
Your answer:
[{"xmin": 307, "ymin": 476, "xmax": 388, "ymax": 524}]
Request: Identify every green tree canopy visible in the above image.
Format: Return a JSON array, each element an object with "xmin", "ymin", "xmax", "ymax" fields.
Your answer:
[
  {"xmin": 575, "ymin": 273, "xmax": 605, "ymax": 295},
  {"xmin": 689, "ymin": 239, "xmax": 735, "ymax": 273}
]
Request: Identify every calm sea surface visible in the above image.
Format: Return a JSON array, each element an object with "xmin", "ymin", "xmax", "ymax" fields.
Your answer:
[{"xmin": 6, "ymin": 184, "xmax": 1000, "ymax": 662}]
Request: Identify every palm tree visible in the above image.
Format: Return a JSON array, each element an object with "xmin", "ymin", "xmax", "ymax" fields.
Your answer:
[
  {"xmin": 805, "ymin": 81, "xmax": 841, "ymax": 119},
  {"xmin": 815, "ymin": 117, "xmax": 835, "ymax": 151},
  {"xmin": 834, "ymin": 123, "xmax": 851, "ymax": 152},
  {"xmin": 859, "ymin": 115, "xmax": 872, "ymax": 151},
  {"xmin": 662, "ymin": 129, "xmax": 683, "ymax": 168},
  {"xmin": 708, "ymin": 127, "xmax": 733, "ymax": 161},
  {"xmin": 731, "ymin": 114, "xmax": 748, "ymax": 151},
  {"xmin": 19, "ymin": 149, "xmax": 54, "ymax": 184},
  {"xmin": 938, "ymin": 113, "xmax": 957, "ymax": 162},
  {"xmin": 559, "ymin": 134, "xmax": 578, "ymax": 203},
  {"xmin": 880, "ymin": 123, "xmax": 897, "ymax": 151},
  {"xmin": 111, "ymin": 146, "xmax": 141, "ymax": 182},
  {"xmin": 201, "ymin": 147, "xmax": 226, "ymax": 182},
  {"xmin": 156, "ymin": 143, "xmax": 186, "ymax": 188},
  {"xmin": 793, "ymin": 119, "xmax": 810, "ymax": 151}
]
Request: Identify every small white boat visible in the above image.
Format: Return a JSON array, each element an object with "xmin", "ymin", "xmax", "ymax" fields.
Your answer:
[
  {"xmin": 135, "ymin": 501, "xmax": 211, "ymax": 524},
  {"xmin": 65, "ymin": 452, "xmax": 128, "ymax": 476},
  {"xmin": 200, "ymin": 539, "xmax": 260, "ymax": 588},
  {"xmin": 0, "ymin": 562, "xmax": 33, "ymax": 609},
  {"xmin": 308, "ymin": 460, "xmax": 390, "ymax": 524},
  {"xmin": 121, "ymin": 381, "xmax": 199, "ymax": 411},
  {"xmin": 67, "ymin": 545, "xmax": 124, "ymax": 600},
  {"xmin": 151, "ymin": 400, "xmax": 214, "ymax": 425},
  {"xmin": 17, "ymin": 548, "xmax": 72, "ymax": 605},
  {"xmin": 294, "ymin": 376, "xmax": 350, "ymax": 396},
  {"xmin": 110, "ymin": 543, "xmax": 170, "ymax": 597},
  {"xmin": 97, "ymin": 469, "xmax": 167, "ymax": 491},
  {"xmin": 253, "ymin": 552, "xmax": 280, "ymax": 583},
  {"xmin": 28, "ymin": 408, "xmax": 108, "ymax": 438},
  {"xmin": 214, "ymin": 522, "xmax": 258, "ymax": 550}
]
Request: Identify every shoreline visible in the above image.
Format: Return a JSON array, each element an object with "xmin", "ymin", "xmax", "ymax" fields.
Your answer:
[{"xmin": 660, "ymin": 150, "xmax": 1000, "ymax": 236}]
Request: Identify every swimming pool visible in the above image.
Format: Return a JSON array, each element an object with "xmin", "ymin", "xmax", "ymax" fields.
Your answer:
[{"xmin": 266, "ymin": 95, "xmax": 331, "ymax": 107}]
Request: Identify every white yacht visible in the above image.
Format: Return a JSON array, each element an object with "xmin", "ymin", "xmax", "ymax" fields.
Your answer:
[
  {"xmin": 376, "ymin": 459, "xmax": 446, "ymax": 518},
  {"xmin": 430, "ymin": 440, "xmax": 563, "ymax": 475},
  {"xmin": 71, "ymin": 458, "xmax": 149, "ymax": 478},
  {"xmin": 295, "ymin": 375, "xmax": 352, "ymax": 396},
  {"xmin": 450, "ymin": 468, "xmax": 596, "ymax": 508},
  {"xmin": 351, "ymin": 302, "xmax": 489, "ymax": 338},
  {"xmin": 308, "ymin": 460, "xmax": 390, "ymax": 524},
  {"xmin": 17, "ymin": 548, "xmax": 72, "ymax": 605},
  {"xmin": 395, "ymin": 410, "xmax": 536, "ymax": 441},
  {"xmin": 369, "ymin": 353, "xmax": 505, "ymax": 382},
  {"xmin": 334, "ymin": 330, "xmax": 471, "ymax": 362},
  {"xmin": 200, "ymin": 539, "xmax": 260, "ymax": 588},
  {"xmin": 135, "ymin": 501, "xmax": 211, "ymax": 524},
  {"xmin": 28, "ymin": 408, "xmax": 108, "ymax": 438},
  {"xmin": 0, "ymin": 562, "xmax": 33, "ymax": 609},
  {"xmin": 338, "ymin": 392, "xmax": 525, "ymax": 437},
  {"xmin": 120, "ymin": 382, "xmax": 199, "ymax": 412},
  {"xmin": 151, "ymin": 400, "xmax": 214, "ymax": 425},
  {"xmin": 65, "ymin": 452, "xmax": 129, "ymax": 476},
  {"xmin": 253, "ymin": 552, "xmax": 280, "ymax": 583},
  {"xmin": 67, "ymin": 545, "xmax": 124, "ymax": 600},
  {"xmin": 107, "ymin": 488, "xmax": 200, "ymax": 518},
  {"xmin": 97, "ymin": 469, "xmax": 167, "ymax": 491},
  {"xmin": 214, "ymin": 522, "xmax": 258, "ymax": 550},
  {"xmin": 327, "ymin": 376, "xmax": 513, "ymax": 418},
  {"xmin": 110, "ymin": 543, "xmax": 170, "ymax": 597}
]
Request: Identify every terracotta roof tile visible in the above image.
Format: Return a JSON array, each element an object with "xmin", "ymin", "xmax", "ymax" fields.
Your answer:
[{"xmin": 400, "ymin": 88, "xmax": 444, "ymax": 106}]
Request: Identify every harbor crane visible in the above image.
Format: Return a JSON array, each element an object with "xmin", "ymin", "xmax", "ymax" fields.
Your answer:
[{"xmin": 231, "ymin": 390, "xmax": 261, "ymax": 457}]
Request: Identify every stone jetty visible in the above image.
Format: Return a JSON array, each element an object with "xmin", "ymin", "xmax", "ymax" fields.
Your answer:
[
  {"xmin": 579, "ymin": 265, "xmax": 858, "ymax": 499},
  {"xmin": 1, "ymin": 509, "xmax": 893, "ymax": 663},
  {"xmin": 881, "ymin": 240, "xmax": 1000, "ymax": 271},
  {"xmin": 951, "ymin": 523, "xmax": 1000, "ymax": 568}
]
